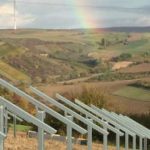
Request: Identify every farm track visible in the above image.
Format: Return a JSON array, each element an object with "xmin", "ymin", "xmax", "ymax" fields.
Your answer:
[{"xmin": 57, "ymin": 73, "xmax": 103, "ymax": 84}]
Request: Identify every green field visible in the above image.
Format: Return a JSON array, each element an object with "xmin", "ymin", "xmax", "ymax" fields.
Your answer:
[
  {"xmin": 9, "ymin": 124, "xmax": 31, "ymax": 132},
  {"xmin": 114, "ymin": 86, "xmax": 150, "ymax": 101}
]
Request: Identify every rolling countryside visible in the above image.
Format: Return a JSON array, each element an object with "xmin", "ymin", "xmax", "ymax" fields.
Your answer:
[{"xmin": 0, "ymin": 29, "xmax": 150, "ymax": 114}]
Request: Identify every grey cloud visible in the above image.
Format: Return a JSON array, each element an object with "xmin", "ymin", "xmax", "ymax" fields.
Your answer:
[{"xmin": 0, "ymin": 0, "xmax": 150, "ymax": 28}]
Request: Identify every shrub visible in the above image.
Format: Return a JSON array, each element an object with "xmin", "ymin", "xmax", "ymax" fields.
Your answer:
[
  {"xmin": 130, "ymin": 80, "xmax": 150, "ymax": 90},
  {"xmin": 81, "ymin": 58, "xmax": 100, "ymax": 67},
  {"xmin": 112, "ymin": 53, "xmax": 132, "ymax": 62},
  {"xmin": 62, "ymin": 85, "xmax": 108, "ymax": 108}
]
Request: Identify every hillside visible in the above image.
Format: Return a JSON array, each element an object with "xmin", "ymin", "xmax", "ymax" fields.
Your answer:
[
  {"xmin": 0, "ymin": 29, "xmax": 150, "ymax": 115},
  {"xmin": 0, "ymin": 29, "xmax": 150, "ymax": 84}
]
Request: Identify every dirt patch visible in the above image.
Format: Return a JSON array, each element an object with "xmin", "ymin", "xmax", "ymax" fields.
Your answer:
[
  {"xmin": 112, "ymin": 61, "xmax": 133, "ymax": 70},
  {"xmin": 127, "ymin": 33, "xmax": 142, "ymax": 42}
]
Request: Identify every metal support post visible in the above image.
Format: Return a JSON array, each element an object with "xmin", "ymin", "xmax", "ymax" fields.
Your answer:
[
  {"xmin": 66, "ymin": 115, "xmax": 73, "ymax": 150},
  {"xmin": 64, "ymin": 110, "xmax": 68, "ymax": 116},
  {"xmin": 125, "ymin": 133, "xmax": 129, "ymax": 150},
  {"xmin": 4, "ymin": 111, "xmax": 8, "ymax": 134},
  {"xmin": 116, "ymin": 133, "xmax": 120, "ymax": 150},
  {"xmin": 133, "ymin": 136, "xmax": 136, "ymax": 150},
  {"xmin": 13, "ymin": 115, "xmax": 16, "ymax": 138},
  {"xmin": 103, "ymin": 126, "xmax": 108, "ymax": 150},
  {"xmin": 144, "ymin": 138, "xmax": 147, "ymax": 150},
  {"xmin": 87, "ymin": 119, "xmax": 92, "ymax": 150},
  {"xmin": 0, "ymin": 106, "xmax": 4, "ymax": 150},
  {"xmin": 139, "ymin": 137, "xmax": 142, "ymax": 150},
  {"xmin": 37, "ymin": 111, "xmax": 45, "ymax": 150}
]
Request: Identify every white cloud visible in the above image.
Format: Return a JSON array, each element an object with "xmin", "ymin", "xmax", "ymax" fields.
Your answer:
[
  {"xmin": 136, "ymin": 16, "xmax": 150, "ymax": 26},
  {"xmin": 0, "ymin": 3, "xmax": 35, "ymax": 28},
  {"xmin": 0, "ymin": 3, "xmax": 13, "ymax": 14}
]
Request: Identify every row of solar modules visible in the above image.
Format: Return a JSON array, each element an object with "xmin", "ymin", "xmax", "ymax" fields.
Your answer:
[{"xmin": 0, "ymin": 78, "xmax": 149, "ymax": 150}]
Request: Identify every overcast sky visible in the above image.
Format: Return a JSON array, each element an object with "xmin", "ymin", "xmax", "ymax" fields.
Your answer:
[{"xmin": 0, "ymin": 0, "xmax": 150, "ymax": 29}]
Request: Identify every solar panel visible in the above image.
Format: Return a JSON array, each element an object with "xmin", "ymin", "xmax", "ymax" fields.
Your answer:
[
  {"xmin": 101, "ymin": 109, "xmax": 149, "ymax": 150},
  {"xmin": 75, "ymin": 100, "xmax": 149, "ymax": 150},
  {"xmin": 57, "ymin": 94, "xmax": 123, "ymax": 134},
  {"xmin": 0, "ymin": 79, "xmax": 87, "ymax": 135},
  {"xmin": 30, "ymin": 86, "xmax": 108, "ymax": 133},
  {"xmin": 0, "ymin": 97, "xmax": 57, "ymax": 150},
  {"xmin": 0, "ymin": 78, "xmax": 87, "ymax": 150},
  {"xmin": 0, "ymin": 97, "xmax": 56, "ymax": 134},
  {"xmin": 30, "ymin": 86, "xmax": 108, "ymax": 150},
  {"xmin": 7, "ymin": 111, "xmax": 23, "ymax": 122},
  {"xmin": 110, "ymin": 113, "xmax": 150, "ymax": 150},
  {"xmin": 0, "ymin": 78, "xmax": 149, "ymax": 150},
  {"xmin": 92, "ymin": 106, "xmax": 149, "ymax": 150},
  {"xmin": 56, "ymin": 94, "xmax": 124, "ymax": 150},
  {"xmin": 123, "ymin": 115, "xmax": 149, "ymax": 150},
  {"xmin": 4, "ymin": 110, "xmax": 23, "ymax": 137},
  {"xmin": 110, "ymin": 111, "xmax": 149, "ymax": 138},
  {"xmin": 75, "ymin": 99, "xmax": 135, "ymax": 150},
  {"xmin": 90, "ymin": 105, "xmax": 136, "ymax": 150},
  {"xmin": 0, "ymin": 105, "xmax": 5, "ymax": 150},
  {"xmin": 123, "ymin": 115, "xmax": 150, "ymax": 136},
  {"xmin": 90, "ymin": 104, "xmax": 135, "ymax": 136}
]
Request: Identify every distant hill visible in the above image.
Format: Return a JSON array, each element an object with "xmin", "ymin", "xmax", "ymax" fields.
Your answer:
[
  {"xmin": 0, "ymin": 26, "xmax": 150, "ymax": 33},
  {"xmin": 75, "ymin": 26, "xmax": 150, "ymax": 33},
  {"xmin": 102, "ymin": 26, "xmax": 150, "ymax": 33}
]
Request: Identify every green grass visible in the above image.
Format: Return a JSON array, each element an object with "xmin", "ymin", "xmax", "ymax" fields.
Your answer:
[
  {"xmin": 114, "ymin": 86, "xmax": 150, "ymax": 101},
  {"xmin": 9, "ymin": 124, "xmax": 31, "ymax": 132},
  {"xmin": 0, "ymin": 42, "xmax": 25, "ymax": 57},
  {"xmin": 114, "ymin": 39, "xmax": 150, "ymax": 54}
]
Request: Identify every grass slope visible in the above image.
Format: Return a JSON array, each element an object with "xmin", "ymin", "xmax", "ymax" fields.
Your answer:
[
  {"xmin": 0, "ymin": 60, "xmax": 31, "ymax": 83},
  {"xmin": 114, "ymin": 86, "xmax": 150, "ymax": 101}
]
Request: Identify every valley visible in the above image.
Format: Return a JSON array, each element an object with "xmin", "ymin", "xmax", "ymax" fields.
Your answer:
[{"xmin": 0, "ymin": 29, "xmax": 150, "ymax": 115}]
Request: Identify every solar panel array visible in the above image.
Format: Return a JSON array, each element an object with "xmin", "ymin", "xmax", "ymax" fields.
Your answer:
[{"xmin": 0, "ymin": 78, "xmax": 149, "ymax": 150}]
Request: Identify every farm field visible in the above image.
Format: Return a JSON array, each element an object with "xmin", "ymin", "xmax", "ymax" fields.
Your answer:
[
  {"xmin": 37, "ymin": 79, "xmax": 150, "ymax": 114},
  {"xmin": 119, "ymin": 63, "xmax": 150, "ymax": 73},
  {"xmin": 113, "ymin": 86, "xmax": 150, "ymax": 101}
]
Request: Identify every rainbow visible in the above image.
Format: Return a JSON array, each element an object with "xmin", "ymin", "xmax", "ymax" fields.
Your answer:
[{"xmin": 70, "ymin": 0, "xmax": 98, "ymax": 29}]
